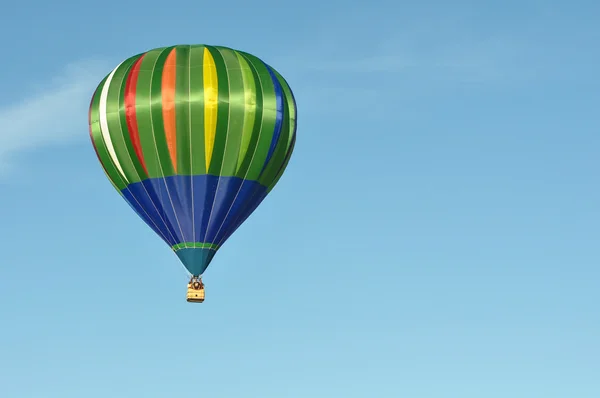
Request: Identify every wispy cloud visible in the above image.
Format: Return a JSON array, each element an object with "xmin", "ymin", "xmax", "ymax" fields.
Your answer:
[
  {"xmin": 267, "ymin": 9, "xmax": 532, "ymax": 117},
  {"xmin": 275, "ymin": 3, "xmax": 598, "ymax": 85},
  {"xmin": 0, "ymin": 59, "xmax": 109, "ymax": 173},
  {"xmin": 270, "ymin": 4, "xmax": 600, "ymax": 118},
  {"xmin": 277, "ymin": 29, "xmax": 525, "ymax": 83}
]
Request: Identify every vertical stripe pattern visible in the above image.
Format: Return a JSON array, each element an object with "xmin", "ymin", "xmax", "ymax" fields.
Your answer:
[{"xmin": 88, "ymin": 44, "xmax": 297, "ymax": 276}]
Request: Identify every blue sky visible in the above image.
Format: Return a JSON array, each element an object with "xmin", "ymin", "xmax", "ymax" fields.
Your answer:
[{"xmin": 1, "ymin": 0, "xmax": 599, "ymax": 397}]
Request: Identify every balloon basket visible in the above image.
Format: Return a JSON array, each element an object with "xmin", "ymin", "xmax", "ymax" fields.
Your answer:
[{"xmin": 186, "ymin": 276, "xmax": 205, "ymax": 303}]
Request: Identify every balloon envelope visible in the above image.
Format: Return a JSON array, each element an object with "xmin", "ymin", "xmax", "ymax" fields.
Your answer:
[{"xmin": 88, "ymin": 44, "xmax": 297, "ymax": 276}]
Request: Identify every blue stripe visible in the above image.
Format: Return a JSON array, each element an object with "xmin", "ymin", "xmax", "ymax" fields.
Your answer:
[
  {"xmin": 262, "ymin": 64, "xmax": 285, "ymax": 172},
  {"xmin": 267, "ymin": 73, "xmax": 297, "ymax": 190},
  {"xmin": 121, "ymin": 175, "xmax": 267, "ymax": 275},
  {"xmin": 120, "ymin": 194, "xmax": 175, "ymax": 245}
]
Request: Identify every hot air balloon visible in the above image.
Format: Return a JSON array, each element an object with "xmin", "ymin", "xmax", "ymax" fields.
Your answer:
[{"xmin": 88, "ymin": 44, "xmax": 297, "ymax": 302}]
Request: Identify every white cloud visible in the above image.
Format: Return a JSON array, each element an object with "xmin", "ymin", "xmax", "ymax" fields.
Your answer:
[{"xmin": 0, "ymin": 59, "xmax": 110, "ymax": 173}]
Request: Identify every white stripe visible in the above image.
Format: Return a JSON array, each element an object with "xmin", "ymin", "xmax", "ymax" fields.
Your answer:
[{"xmin": 98, "ymin": 61, "xmax": 127, "ymax": 181}]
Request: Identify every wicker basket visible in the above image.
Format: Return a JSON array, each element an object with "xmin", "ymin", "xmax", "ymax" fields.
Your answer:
[{"xmin": 186, "ymin": 283, "xmax": 205, "ymax": 303}]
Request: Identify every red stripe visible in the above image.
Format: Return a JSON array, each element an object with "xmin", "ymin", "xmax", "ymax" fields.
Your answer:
[{"xmin": 124, "ymin": 54, "xmax": 148, "ymax": 175}]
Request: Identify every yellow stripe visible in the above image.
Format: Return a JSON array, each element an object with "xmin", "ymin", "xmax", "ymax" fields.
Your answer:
[{"xmin": 203, "ymin": 47, "xmax": 218, "ymax": 171}]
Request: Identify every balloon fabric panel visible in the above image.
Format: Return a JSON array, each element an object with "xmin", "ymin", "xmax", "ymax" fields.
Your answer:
[{"xmin": 88, "ymin": 45, "xmax": 296, "ymax": 276}]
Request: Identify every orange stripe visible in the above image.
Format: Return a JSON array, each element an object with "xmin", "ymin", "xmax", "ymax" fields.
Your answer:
[{"xmin": 162, "ymin": 48, "xmax": 178, "ymax": 172}]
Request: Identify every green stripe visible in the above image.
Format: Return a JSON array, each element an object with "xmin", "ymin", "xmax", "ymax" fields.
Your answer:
[
  {"xmin": 273, "ymin": 69, "xmax": 297, "ymax": 129},
  {"xmin": 235, "ymin": 52, "xmax": 257, "ymax": 172},
  {"xmin": 268, "ymin": 152, "xmax": 296, "ymax": 193},
  {"xmin": 266, "ymin": 70, "xmax": 297, "ymax": 192},
  {"xmin": 216, "ymin": 46, "xmax": 245, "ymax": 177},
  {"xmin": 135, "ymin": 49, "xmax": 164, "ymax": 178},
  {"xmin": 171, "ymin": 242, "xmax": 219, "ymax": 251},
  {"xmin": 258, "ymin": 103, "xmax": 291, "ymax": 186},
  {"xmin": 238, "ymin": 52, "xmax": 277, "ymax": 182},
  {"xmin": 267, "ymin": 134, "xmax": 296, "ymax": 192},
  {"xmin": 233, "ymin": 54, "xmax": 264, "ymax": 180},
  {"xmin": 188, "ymin": 45, "xmax": 206, "ymax": 175},
  {"xmin": 104, "ymin": 56, "xmax": 146, "ymax": 184},
  {"xmin": 205, "ymin": 45, "xmax": 230, "ymax": 176},
  {"xmin": 90, "ymin": 75, "xmax": 128, "ymax": 191}
]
